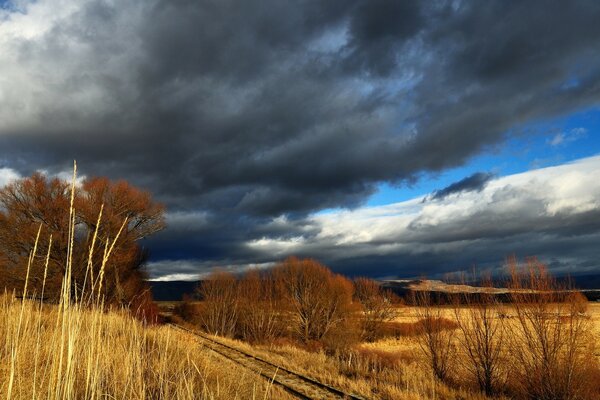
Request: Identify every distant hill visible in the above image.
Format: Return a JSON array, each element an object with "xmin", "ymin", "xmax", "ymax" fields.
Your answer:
[
  {"xmin": 148, "ymin": 273, "xmax": 600, "ymax": 302},
  {"xmin": 381, "ymin": 274, "xmax": 600, "ymax": 302},
  {"xmin": 567, "ymin": 273, "xmax": 600, "ymax": 289},
  {"xmin": 148, "ymin": 280, "xmax": 199, "ymax": 301}
]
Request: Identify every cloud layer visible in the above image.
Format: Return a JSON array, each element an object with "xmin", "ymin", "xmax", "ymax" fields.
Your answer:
[
  {"xmin": 1, "ymin": 1, "xmax": 600, "ymax": 278},
  {"xmin": 149, "ymin": 156, "xmax": 600, "ymax": 279}
]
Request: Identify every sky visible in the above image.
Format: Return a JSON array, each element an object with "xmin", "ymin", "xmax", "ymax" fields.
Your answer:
[{"xmin": 1, "ymin": 0, "xmax": 600, "ymax": 280}]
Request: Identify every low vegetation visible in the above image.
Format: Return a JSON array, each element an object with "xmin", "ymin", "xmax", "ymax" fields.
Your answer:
[
  {"xmin": 176, "ymin": 257, "xmax": 600, "ymax": 400},
  {"xmin": 0, "ymin": 294, "xmax": 290, "ymax": 399}
]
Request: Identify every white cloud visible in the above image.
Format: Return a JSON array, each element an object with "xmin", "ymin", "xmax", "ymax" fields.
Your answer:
[
  {"xmin": 246, "ymin": 155, "xmax": 600, "ymax": 270},
  {"xmin": 0, "ymin": 167, "xmax": 21, "ymax": 187},
  {"xmin": 146, "ymin": 259, "xmax": 276, "ymax": 280},
  {"xmin": 548, "ymin": 127, "xmax": 587, "ymax": 146}
]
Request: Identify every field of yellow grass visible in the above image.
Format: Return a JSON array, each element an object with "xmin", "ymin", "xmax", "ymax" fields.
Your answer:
[
  {"xmin": 0, "ymin": 294, "xmax": 293, "ymax": 399},
  {"xmin": 204, "ymin": 302, "xmax": 600, "ymax": 400},
  {"xmin": 2, "ymin": 295, "xmax": 599, "ymax": 399}
]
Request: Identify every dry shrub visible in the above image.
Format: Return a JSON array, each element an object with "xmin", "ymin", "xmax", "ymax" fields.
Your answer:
[
  {"xmin": 129, "ymin": 286, "xmax": 161, "ymax": 325},
  {"xmin": 568, "ymin": 291, "xmax": 589, "ymax": 315},
  {"xmin": 274, "ymin": 257, "xmax": 354, "ymax": 343},
  {"xmin": 196, "ymin": 271, "xmax": 238, "ymax": 337},
  {"xmin": 353, "ymin": 277, "xmax": 399, "ymax": 341},
  {"xmin": 321, "ymin": 319, "xmax": 362, "ymax": 353},
  {"xmin": 413, "ymin": 290, "xmax": 458, "ymax": 383},
  {"xmin": 451, "ymin": 274, "xmax": 507, "ymax": 396},
  {"xmin": 506, "ymin": 257, "xmax": 599, "ymax": 400},
  {"xmin": 174, "ymin": 296, "xmax": 204, "ymax": 324},
  {"xmin": 237, "ymin": 269, "xmax": 282, "ymax": 343}
]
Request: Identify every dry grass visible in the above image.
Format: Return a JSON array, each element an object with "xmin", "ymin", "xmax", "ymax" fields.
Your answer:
[
  {"xmin": 199, "ymin": 324, "xmax": 496, "ymax": 400},
  {"xmin": 0, "ymin": 294, "xmax": 294, "ymax": 399},
  {"xmin": 194, "ymin": 302, "xmax": 600, "ymax": 400},
  {"xmin": 0, "ymin": 163, "xmax": 291, "ymax": 400}
]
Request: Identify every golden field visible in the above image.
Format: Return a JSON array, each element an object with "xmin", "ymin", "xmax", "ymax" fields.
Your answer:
[
  {"xmin": 0, "ymin": 294, "xmax": 293, "ymax": 400},
  {"xmin": 1, "ymin": 295, "xmax": 599, "ymax": 399},
  {"xmin": 167, "ymin": 301, "xmax": 600, "ymax": 399}
]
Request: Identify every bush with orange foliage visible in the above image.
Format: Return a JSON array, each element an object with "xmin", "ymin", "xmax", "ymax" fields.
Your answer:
[
  {"xmin": 196, "ymin": 271, "xmax": 239, "ymax": 337},
  {"xmin": 274, "ymin": 257, "xmax": 354, "ymax": 343},
  {"xmin": 128, "ymin": 287, "xmax": 161, "ymax": 325},
  {"xmin": 0, "ymin": 172, "xmax": 165, "ymax": 306},
  {"xmin": 237, "ymin": 269, "xmax": 282, "ymax": 343}
]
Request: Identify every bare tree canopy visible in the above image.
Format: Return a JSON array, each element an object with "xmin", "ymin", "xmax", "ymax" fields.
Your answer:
[{"xmin": 0, "ymin": 173, "xmax": 165, "ymax": 304}]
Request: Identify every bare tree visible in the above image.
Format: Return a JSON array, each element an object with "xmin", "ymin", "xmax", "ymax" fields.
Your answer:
[
  {"xmin": 0, "ymin": 173, "xmax": 165, "ymax": 304},
  {"xmin": 451, "ymin": 274, "xmax": 506, "ymax": 396},
  {"xmin": 238, "ymin": 269, "xmax": 281, "ymax": 343},
  {"xmin": 274, "ymin": 257, "xmax": 353, "ymax": 343},
  {"xmin": 353, "ymin": 277, "xmax": 398, "ymax": 341},
  {"xmin": 413, "ymin": 290, "xmax": 456, "ymax": 383},
  {"xmin": 507, "ymin": 257, "xmax": 596, "ymax": 400},
  {"xmin": 197, "ymin": 271, "xmax": 239, "ymax": 337}
]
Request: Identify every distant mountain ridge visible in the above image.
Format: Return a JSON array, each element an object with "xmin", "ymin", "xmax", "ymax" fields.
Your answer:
[
  {"xmin": 148, "ymin": 273, "xmax": 600, "ymax": 302},
  {"xmin": 148, "ymin": 280, "xmax": 199, "ymax": 301}
]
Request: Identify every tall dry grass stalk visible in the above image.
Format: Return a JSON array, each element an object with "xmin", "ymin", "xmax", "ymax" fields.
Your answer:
[{"xmin": 0, "ymin": 162, "xmax": 284, "ymax": 400}]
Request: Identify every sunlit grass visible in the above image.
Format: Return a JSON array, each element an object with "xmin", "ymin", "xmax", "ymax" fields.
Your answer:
[{"xmin": 0, "ymin": 162, "xmax": 287, "ymax": 399}]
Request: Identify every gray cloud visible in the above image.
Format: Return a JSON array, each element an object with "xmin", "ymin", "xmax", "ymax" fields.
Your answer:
[
  {"xmin": 429, "ymin": 172, "xmax": 494, "ymax": 201},
  {"xmin": 1, "ymin": 1, "xmax": 600, "ymax": 278}
]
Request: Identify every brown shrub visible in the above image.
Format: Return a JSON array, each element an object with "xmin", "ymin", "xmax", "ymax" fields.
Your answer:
[
  {"xmin": 353, "ymin": 277, "xmax": 399, "ymax": 341},
  {"xmin": 506, "ymin": 256, "xmax": 599, "ymax": 400},
  {"xmin": 451, "ymin": 274, "xmax": 507, "ymax": 396},
  {"xmin": 413, "ymin": 291, "xmax": 457, "ymax": 383},
  {"xmin": 196, "ymin": 271, "xmax": 239, "ymax": 337},
  {"xmin": 129, "ymin": 287, "xmax": 161, "ymax": 325},
  {"xmin": 174, "ymin": 296, "xmax": 204, "ymax": 324},
  {"xmin": 237, "ymin": 269, "xmax": 282, "ymax": 343},
  {"xmin": 321, "ymin": 319, "xmax": 362, "ymax": 353},
  {"xmin": 273, "ymin": 257, "xmax": 354, "ymax": 343}
]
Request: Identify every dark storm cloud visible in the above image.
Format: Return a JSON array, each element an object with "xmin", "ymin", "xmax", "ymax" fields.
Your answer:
[
  {"xmin": 2, "ymin": 0, "xmax": 600, "ymax": 278},
  {"xmin": 429, "ymin": 172, "xmax": 494, "ymax": 201}
]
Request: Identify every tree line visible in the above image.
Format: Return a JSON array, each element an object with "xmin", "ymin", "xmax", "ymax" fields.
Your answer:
[{"xmin": 178, "ymin": 257, "xmax": 399, "ymax": 344}]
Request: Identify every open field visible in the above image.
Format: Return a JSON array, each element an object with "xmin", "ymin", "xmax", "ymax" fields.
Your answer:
[
  {"xmin": 0, "ymin": 293, "xmax": 598, "ymax": 399},
  {"xmin": 0, "ymin": 294, "xmax": 293, "ymax": 399},
  {"xmin": 162, "ymin": 300, "xmax": 600, "ymax": 400}
]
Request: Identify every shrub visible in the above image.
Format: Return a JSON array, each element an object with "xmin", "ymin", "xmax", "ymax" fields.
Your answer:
[
  {"xmin": 451, "ymin": 274, "xmax": 507, "ymax": 396},
  {"xmin": 196, "ymin": 271, "xmax": 239, "ymax": 337},
  {"xmin": 506, "ymin": 257, "xmax": 598, "ymax": 400},
  {"xmin": 353, "ymin": 277, "xmax": 399, "ymax": 341},
  {"xmin": 413, "ymin": 291, "xmax": 457, "ymax": 383},
  {"xmin": 274, "ymin": 257, "xmax": 354, "ymax": 343},
  {"xmin": 237, "ymin": 269, "xmax": 282, "ymax": 343}
]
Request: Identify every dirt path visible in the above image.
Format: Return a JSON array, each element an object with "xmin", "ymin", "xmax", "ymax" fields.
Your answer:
[{"xmin": 169, "ymin": 324, "xmax": 366, "ymax": 400}]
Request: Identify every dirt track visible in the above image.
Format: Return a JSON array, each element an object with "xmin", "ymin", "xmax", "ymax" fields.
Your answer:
[{"xmin": 169, "ymin": 324, "xmax": 365, "ymax": 400}]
